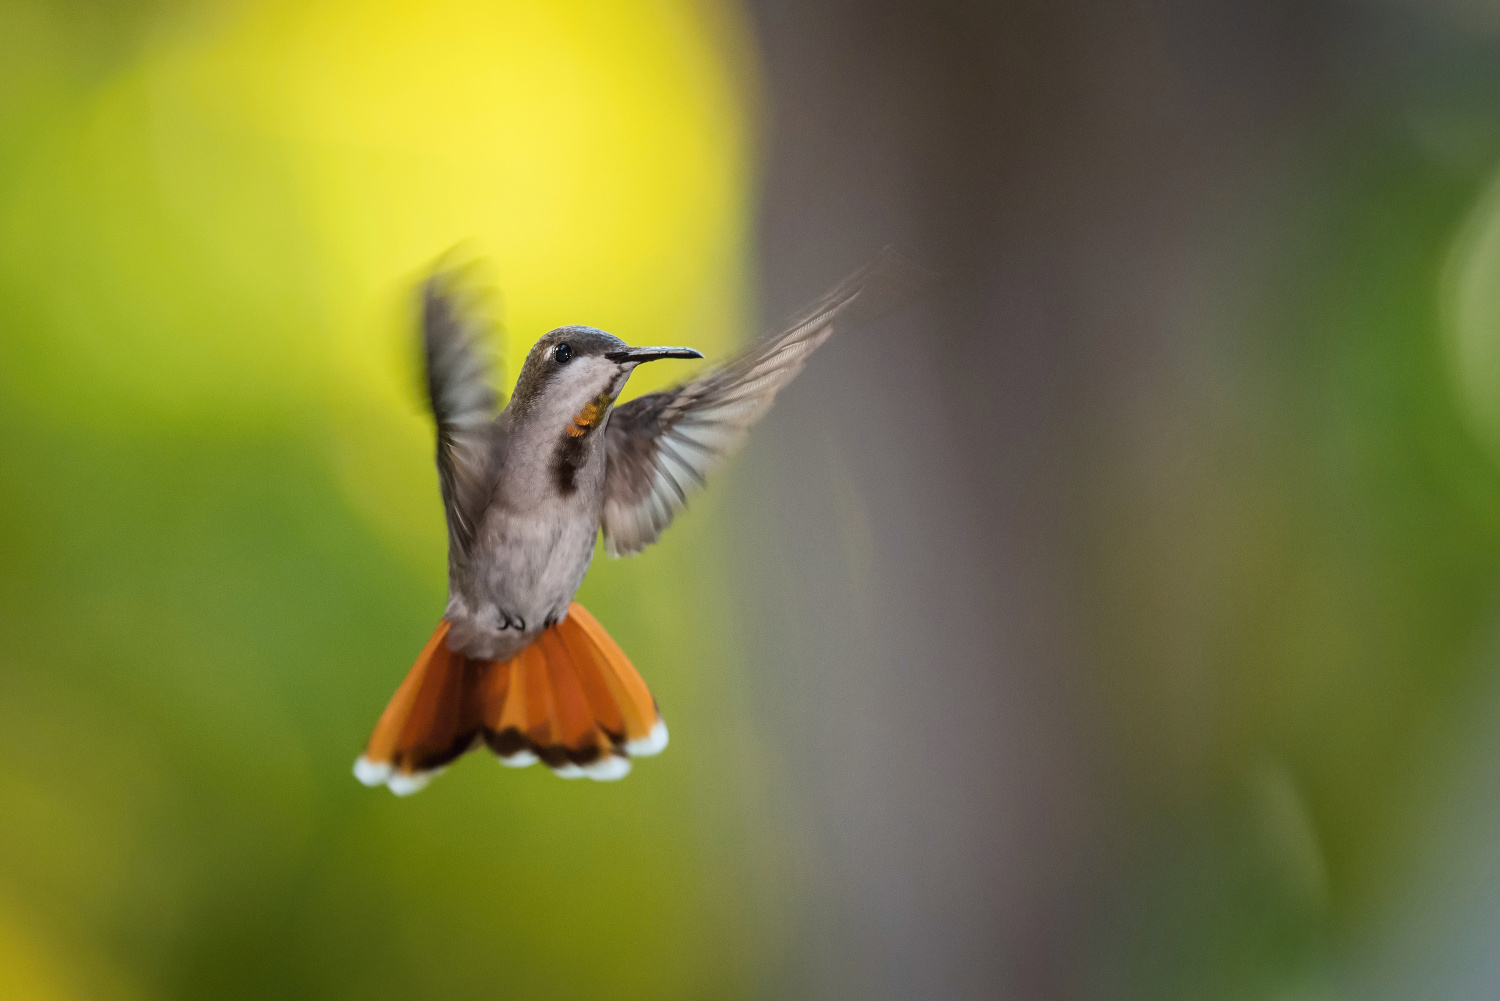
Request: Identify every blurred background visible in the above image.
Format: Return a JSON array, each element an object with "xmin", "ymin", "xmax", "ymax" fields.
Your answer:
[{"xmin": 5, "ymin": 0, "xmax": 1500, "ymax": 998}]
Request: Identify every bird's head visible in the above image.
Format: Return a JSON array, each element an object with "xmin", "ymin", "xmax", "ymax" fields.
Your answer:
[{"xmin": 509, "ymin": 325, "xmax": 701, "ymax": 431}]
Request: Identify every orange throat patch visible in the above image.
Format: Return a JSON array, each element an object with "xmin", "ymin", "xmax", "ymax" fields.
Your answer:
[{"xmin": 565, "ymin": 393, "xmax": 612, "ymax": 438}]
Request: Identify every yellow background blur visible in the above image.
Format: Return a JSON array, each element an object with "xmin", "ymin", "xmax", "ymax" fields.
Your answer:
[{"xmin": 0, "ymin": 3, "xmax": 770, "ymax": 999}]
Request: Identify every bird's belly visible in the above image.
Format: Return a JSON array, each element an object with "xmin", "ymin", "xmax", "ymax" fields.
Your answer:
[{"xmin": 444, "ymin": 511, "xmax": 597, "ymax": 660}]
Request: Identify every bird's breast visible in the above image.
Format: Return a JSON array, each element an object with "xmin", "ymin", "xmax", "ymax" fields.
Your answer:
[{"xmin": 444, "ymin": 499, "xmax": 600, "ymax": 660}]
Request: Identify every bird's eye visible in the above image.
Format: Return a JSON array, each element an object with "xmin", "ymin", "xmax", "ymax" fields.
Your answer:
[{"xmin": 553, "ymin": 343, "xmax": 574, "ymax": 364}]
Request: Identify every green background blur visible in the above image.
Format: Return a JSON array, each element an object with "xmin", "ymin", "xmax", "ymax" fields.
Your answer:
[{"xmin": 9, "ymin": 1, "xmax": 1500, "ymax": 999}]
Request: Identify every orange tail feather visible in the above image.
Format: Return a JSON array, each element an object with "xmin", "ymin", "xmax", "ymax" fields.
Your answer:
[{"xmin": 354, "ymin": 603, "xmax": 667, "ymax": 794}]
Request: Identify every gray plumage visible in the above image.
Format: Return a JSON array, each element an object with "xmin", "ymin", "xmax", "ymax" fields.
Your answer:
[{"xmin": 418, "ymin": 247, "xmax": 935, "ymax": 661}]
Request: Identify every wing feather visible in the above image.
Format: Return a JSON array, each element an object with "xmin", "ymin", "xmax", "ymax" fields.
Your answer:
[
  {"xmin": 601, "ymin": 247, "xmax": 937, "ymax": 557},
  {"xmin": 421, "ymin": 262, "xmax": 503, "ymax": 557}
]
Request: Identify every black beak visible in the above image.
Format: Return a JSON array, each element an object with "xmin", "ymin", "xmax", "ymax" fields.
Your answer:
[{"xmin": 605, "ymin": 346, "xmax": 704, "ymax": 364}]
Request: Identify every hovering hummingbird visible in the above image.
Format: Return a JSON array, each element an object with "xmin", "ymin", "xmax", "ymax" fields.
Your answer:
[{"xmin": 355, "ymin": 248, "xmax": 933, "ymax": 794}]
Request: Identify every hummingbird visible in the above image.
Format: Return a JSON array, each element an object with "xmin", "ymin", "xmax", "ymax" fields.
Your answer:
[{"xmin": 355, "ymin": 248, "xmax": 933, "ymax": 794}]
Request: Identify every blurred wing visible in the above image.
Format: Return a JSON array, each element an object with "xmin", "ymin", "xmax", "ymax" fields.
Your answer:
[
  {"xmin": 422, "ymin": 263, "xmax": 503, "ymax": 556},
  {"xmin": 601, "ymin": 246, "xmax": 938, "ymax": 557}
]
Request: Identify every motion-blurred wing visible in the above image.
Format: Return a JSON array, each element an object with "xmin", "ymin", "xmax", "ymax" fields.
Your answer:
[
  {"xmin": 422, "ymin": 263, "xmax": 503, "ymax": 556},
  {"xmin": 601, "ymin": 247, "xmax": 937, "ymax": 557}
]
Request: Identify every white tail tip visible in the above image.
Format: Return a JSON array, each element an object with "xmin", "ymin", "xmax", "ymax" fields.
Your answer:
[
  {"xmin": 354, "ymin": 756, "xmax": 391, "ymax": 787},
  {"xmin": 626, "ymin": 720, "xmax": 669, "ymax": 757},
  {"xmin": 355, "ymin": 755, "xmax": 438, "ymax": 795},
  {"xmin": 498, "ymin": 750, "xmax": 538, "ymax": 768},
  {"xmin": 386, "ymin": 771, "xmax": 435, "ymax": 796},
  {"xmin": 583, "ymin": 755, "xmax": 632, "ymax": 781}
]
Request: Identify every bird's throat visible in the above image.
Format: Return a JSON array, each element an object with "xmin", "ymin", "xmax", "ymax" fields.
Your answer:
[
  {"xmin": 553, "ymin": 392, "xmax": 612, "ymax": 495},
  {"xmin": 565, "ymin": 393, "xmax": 612, "ymax": 439}
]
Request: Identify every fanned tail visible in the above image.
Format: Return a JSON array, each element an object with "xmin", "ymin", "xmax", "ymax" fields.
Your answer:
[{"xmin": 354, "ymin": 603, "xmax": 667, "ymax": 795}]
